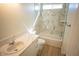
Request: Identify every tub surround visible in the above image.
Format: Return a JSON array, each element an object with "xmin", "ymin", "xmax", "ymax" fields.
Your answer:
[
  {"xmin": 34, "ymin": 9, "xmax": 66, "ymax": 38},
  {"xmin": 0, "ymin": 33, "xmax": 38, "ymax": 56}
]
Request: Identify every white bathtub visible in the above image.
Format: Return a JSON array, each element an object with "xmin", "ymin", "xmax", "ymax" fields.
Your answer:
[{"xmin": 38, "ymin": 33, "xmax": 62, "ymax": 48}]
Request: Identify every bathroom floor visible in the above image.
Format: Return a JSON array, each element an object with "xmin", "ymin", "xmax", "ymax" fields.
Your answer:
[{"xmin": 37, "ymin": 44, "xmax": 61, "ymax": 56}]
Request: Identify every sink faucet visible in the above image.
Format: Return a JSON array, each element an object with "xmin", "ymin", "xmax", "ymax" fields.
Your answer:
[{"xmin": 9, "ymin": 40, "xmax": 15, "ymax": 45}]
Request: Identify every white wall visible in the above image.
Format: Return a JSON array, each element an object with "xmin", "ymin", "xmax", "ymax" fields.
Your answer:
[
  {"xmin": 0, "ymin": 4, "xmax": 26, "ymax": 40},
  {"xmin": 21, "ymin": 3, "xmax": 37, "ymax": 29},
  {"xmin": 0, "ymin": 4, "xmax": 37, "ymax": 41}
]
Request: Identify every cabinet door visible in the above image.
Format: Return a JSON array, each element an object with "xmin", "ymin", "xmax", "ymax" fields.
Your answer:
[
  {"xmin": 66, "ymin": 4, "xmax": 79, "ymax": 55},
  {"xmin": 20, "ymin": 39, "xmax": 39, "ymax": 56},
  {"xmin": 62, "ymin": 4, "xmax": 79, "ymax": 55}
]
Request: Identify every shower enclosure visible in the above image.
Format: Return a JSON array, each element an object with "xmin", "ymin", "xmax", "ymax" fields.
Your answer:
[{"xmin": 33, "ymin": 3, "xmax": 68, "ymax": 40}]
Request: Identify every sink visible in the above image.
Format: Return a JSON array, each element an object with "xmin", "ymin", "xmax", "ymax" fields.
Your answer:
[{"xmin": 0, "ymin": 41, "xmax": 25, "ymax": 55}]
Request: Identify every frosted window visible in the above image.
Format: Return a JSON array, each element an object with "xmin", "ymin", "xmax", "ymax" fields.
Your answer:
[
  {"xmin": 43, "ymin": 4, "xmax": 63, "ymax": 10},
  {"xmin": 35, "ymin": 4, "xmax": 63, "ymax": 10}
]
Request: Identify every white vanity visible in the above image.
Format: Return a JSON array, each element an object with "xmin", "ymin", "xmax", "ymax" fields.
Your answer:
[{"xmin": 0, "ymin": 33, "xmax": 40, "ymax": 56}]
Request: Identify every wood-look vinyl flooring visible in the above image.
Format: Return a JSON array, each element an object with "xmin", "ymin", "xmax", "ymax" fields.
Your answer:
[{"xmin": 37, "ymin": 44, "xmax": 61, "ymax": 56}]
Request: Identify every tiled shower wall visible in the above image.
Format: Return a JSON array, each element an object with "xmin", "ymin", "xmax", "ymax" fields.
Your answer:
[{"xmin": 34, "ymin": 8, "xmax": 66, "ymax": 38}]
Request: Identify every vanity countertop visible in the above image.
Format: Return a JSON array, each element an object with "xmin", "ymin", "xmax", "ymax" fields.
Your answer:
[{"xmin": 0, "ymin": 33, "xmax": 39, "ymax": 56}]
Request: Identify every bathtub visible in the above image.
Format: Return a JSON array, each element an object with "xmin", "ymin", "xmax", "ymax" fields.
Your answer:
[{"xmin": 38, "ymin": 33, "xmax": 62, "ymax": 48}]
